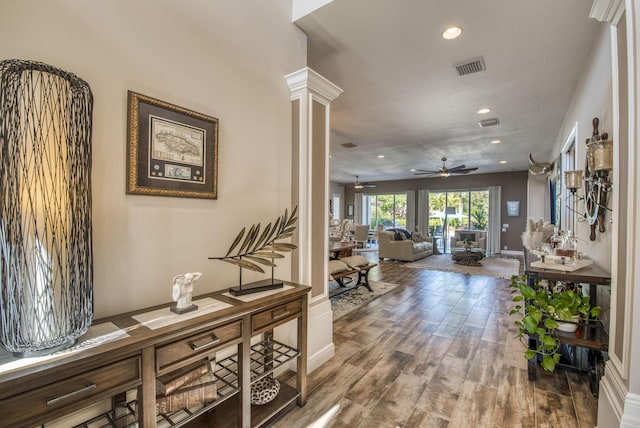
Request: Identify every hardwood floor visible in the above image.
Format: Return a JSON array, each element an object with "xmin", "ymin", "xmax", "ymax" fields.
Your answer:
[{"xmin": 273, "ymin": 253, "xmax": 598, "ymax": 428}]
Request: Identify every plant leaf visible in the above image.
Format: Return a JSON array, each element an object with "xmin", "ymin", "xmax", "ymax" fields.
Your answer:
[
  {"xmin": 276, "ymin": 232, "xmax": 294, "ymax": 240},
  {"xmin": 220, "ymin": 257, "xmax": 264, "ymax": 273},
  {"xmin": 252, "ymin": 222, "xmax": 272, "ymax": 252},
  {"xmin": 237, "ymin": 224, "xmax": 256, "ymax": 255},
  {"xmin": 523, "ymin": 315, "xmax": 538, "ymax": 333},
  {"xmin": 266, "ymin": 216, "xmax": 282, "ymax": 244},
  {"xmin": 541, "ymin": 355, "xmax": 556, "ymax": 372},
  {"xmin": 264, "ymin": 243, "xmax": 297, "ymax": 252},
  {"xmin": 244, "ymin": 255, "xmax": 278, "ymax": 267},
  {"xmin": 541, "ymin": 335, "xmax": 557, "ymax": 349},
  {"xmin": 524, "ymin": 350, "xmax": 536, "ymax": 360},
  {"xmin": 225, "ymin": 227, "xmax": 246, "ymax": 257},
  {"xmin": 252, "ymin": 251, "xmax": 285, "ymax": 259},
  {"xmin": 245, "ymin": 223, "xmax": 261, "ymax": 252},
  {"xmin": 544, "ymin": 318, "xmax": 559, "ymax": 329}
]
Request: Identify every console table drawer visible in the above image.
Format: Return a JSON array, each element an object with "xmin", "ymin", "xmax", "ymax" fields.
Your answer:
[
  {"xmin": 156, "ymin": 320, "xmax": 242, "ymax": 374},
  {"xmin": 0, "ymin": 356, "xmax": 141, "ymax": 427},
  {"xmin": 252, "ymin": 298, "xmax": 303, "ymax": 334}
]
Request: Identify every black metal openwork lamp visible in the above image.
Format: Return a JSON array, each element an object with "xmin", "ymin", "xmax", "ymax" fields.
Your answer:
[{"xmin": 0, "ymin": 60, "xmax": 93, "ymax": 357}]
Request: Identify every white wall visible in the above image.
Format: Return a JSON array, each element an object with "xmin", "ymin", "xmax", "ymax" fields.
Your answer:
[
  {"xmin": 550, "ymin": 24, "xmax": 613, "ymax": 272},
  {"xmin": 0, "ymin": 0, "xmax": 307, "ymax": 318}
]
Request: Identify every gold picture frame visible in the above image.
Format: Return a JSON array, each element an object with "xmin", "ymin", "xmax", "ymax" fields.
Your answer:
[{"xmin": 127, "ymin": 91, "xmax": 219, "ymax": 199}]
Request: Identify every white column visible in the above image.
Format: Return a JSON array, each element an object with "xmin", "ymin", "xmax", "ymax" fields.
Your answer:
[
  {"xmin": 591, "ymin": 1, "xmax": 640, "ymax": 427},
  {"xmin": 286, "ymin": 67, "xmax": 342, "ymax": 372}
]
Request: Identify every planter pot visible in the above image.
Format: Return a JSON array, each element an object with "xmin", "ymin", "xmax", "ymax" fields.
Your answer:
[{"xmin": 557, "ymin": 315, "xmax": 580, "ymax": 332}]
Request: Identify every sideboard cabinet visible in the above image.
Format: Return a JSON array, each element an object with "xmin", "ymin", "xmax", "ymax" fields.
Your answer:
[{"xmin": 0, "ymin": 280, "xmax": 309, "ymax": 427}]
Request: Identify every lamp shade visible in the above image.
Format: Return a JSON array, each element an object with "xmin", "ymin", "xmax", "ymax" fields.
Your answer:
[
  {"xmin": 564, "ymin": 170, "xmax": 583, "ymax": 190},
  {"xmin": 0, "ymin": 60, "xmax": 93, "ymax": 356},
  {"xmin": 592, "ymin": 140, "xmax": 613, "ymax": 171}
]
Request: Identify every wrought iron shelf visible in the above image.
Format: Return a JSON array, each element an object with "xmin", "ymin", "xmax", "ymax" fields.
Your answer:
[{"xmin": 72, "ymin": 339, "xmax": 299, "ymax": 428}]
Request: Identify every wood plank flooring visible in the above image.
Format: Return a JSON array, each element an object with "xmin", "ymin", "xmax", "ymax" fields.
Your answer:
[{"xmin": 273, "ymin": 254, "xmax": 598, "ymax": 428}]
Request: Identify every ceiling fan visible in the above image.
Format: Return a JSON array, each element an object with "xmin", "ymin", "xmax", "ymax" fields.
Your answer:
[
  {"xmin": 352, "ymin": 175, "xmax": 376, "ymax": 189},
  {"xmin": 413, "ymin": 157, "xmax": 478, "ymax": 177}
]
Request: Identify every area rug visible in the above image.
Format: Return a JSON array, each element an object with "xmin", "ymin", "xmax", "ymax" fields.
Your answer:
[
  {"xmin": 404, "ymin": 254, "xmax": 520, "ymax": 279},
  {"xmin": 329, "ymin": 280, "xmax": 399, "ymax": 320}
]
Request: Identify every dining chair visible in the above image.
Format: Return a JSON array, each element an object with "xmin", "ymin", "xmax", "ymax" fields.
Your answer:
[{"xmin": 353, "ymin": 224, "xmax": 370, "ymax": 248}]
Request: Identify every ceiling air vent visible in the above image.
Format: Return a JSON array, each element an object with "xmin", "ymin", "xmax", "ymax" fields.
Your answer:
[
  {"xmin": 341, "ymin": 142, "xmax": 358, "ymax": 148},
  {"xmin": 454, "ymin": 57, "xmax": 486, "ymax": 77},
  {"xmin": 478, "ymin": 117, "xmax": 500, "ymax": 128}
]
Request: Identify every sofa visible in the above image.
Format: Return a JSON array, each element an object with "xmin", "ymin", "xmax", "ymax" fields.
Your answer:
[
  {"xmin": 378, "ymin": 229, "xmax": 433, "ymax": 261},
  {"xmin": 449, "ymin": 230, "xmax": 487, "ymax": 253}
]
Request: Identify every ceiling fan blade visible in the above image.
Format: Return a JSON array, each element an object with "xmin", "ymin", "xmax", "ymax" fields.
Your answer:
[
  {"xmin": 362, "ymin": 183, "xmax": 377, "ymax": 188},
  {"xmin": 451, "ymin": 167, "xmax": 478, "ymax": 174},
  {"xmin": 414, "ymin": 169, "xmax": 440, "ymax": 174},
  {"xmin": 413, "ymin": 171, "xmax": 438, "ymax": 176},
  {"xmin": 447, "ymin": 164, "xmax": 466, "ymax": 172}
]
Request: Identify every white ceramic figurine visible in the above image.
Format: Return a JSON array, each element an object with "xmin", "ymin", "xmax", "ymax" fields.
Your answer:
[{"xmin": 170, "ymin": 272, "xmax": 202, "ymax": 314}]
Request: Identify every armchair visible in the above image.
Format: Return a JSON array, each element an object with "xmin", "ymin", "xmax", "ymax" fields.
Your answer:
[{"xmin": 450, "ymin": 230, "xmax": 487, "ymax": 253}]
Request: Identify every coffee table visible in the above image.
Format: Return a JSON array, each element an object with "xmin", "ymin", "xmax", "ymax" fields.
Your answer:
[{"xmin": 451, "ymin": 247, "xmax": 484, "ymax": 266}]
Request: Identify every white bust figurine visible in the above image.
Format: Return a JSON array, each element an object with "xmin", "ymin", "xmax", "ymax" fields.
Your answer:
[{"xmin": 171, "ymin": 272, "xmax": 202, "ymax": 314}]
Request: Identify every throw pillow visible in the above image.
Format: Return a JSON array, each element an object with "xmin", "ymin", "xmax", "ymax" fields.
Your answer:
[
  {"xmin": 341, "ymin": 255, "xmax": 369, "ymax": 269},
  {"xmin": 328, "ymin": 260, "xmax": 349, "ymax": 274},
  {"xmin": 411, "ymin": 231, "xmax": 424, "ymax": 242},
  {"xmin": 459, "ymin": 232, "xmax": 476, "ymax": 242}
]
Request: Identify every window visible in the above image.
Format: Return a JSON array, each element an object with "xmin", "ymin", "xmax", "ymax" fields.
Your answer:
[
  {"xmin": 562, "ymin": 133, "xmax": 577, "ymax": 232},
  {"xmin": 363, "ymin": 193, "xmax": 407, "ymax": 230},
  {"xmin": 331, "ymin": 194, "xmax": 341, "ymax": 220}
]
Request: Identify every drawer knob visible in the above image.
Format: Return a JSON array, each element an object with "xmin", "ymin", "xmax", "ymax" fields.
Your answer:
[
  {"xmin": 46, "ymin": 383, "xmax": 96, "ymax": 406},
  {"xmin": 272, "ymin": 309, "xmax": 290, "ymax": 320},
  {"xmin": 189, "ymin": 334, "xmax": 221, "ymax": 351}
]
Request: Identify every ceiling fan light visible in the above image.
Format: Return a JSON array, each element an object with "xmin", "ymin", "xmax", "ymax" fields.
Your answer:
[{"xmin": 354, "ymin": 184, "xmax": 364, "ymax": 189}]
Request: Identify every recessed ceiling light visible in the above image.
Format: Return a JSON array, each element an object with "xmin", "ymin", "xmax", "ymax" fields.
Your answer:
[
  {"xmin": 477, "ymin": 108, "xmax": 491, "ymax": 114},
  {"xmin": 377, "ymin": 155, "xmax": 385, "ymax": 158},
  {"xmin": 490, "ymin": 140, "xmax": 501, "ymax": 144},
  {"xmin": 442, "ymin": 26, "xmax": 463, "ymax": 40},
  {"xmin": 410, "ymin": 168, "xmax": 416, "ymax": 172},
  {"xmin": 499, "ymin": 160, "xmax": 507, "ymax": 164}
]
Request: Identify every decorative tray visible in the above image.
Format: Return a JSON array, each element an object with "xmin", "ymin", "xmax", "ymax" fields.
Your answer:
[{"xmin": 529, "ymin": 250, "xmax": 593, "ymax": 272}]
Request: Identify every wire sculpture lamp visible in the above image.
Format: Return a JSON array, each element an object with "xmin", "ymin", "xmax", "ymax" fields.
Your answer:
[{"xmin": 0, "ymin": 60, "xmax": 93, "ymax": 357}]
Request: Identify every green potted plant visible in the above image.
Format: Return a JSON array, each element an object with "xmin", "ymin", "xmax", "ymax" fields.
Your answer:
[{"xmin": 509, "ymin": 274, "xmax": 602, "ymax": 372}]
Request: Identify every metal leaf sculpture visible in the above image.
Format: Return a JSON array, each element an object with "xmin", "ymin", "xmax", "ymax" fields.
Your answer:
[{"xmin": 209, "ymin": 206, "xmax": 298, "ymax": 273}]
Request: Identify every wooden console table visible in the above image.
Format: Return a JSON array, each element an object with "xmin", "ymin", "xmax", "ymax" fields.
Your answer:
[
  {"xmin": 524, "ymin": 252, "xmax": 610, "ymax": 394},
  {"xmin": 0, "ymin": 281, "xmax": 310, "ymax": 427}
]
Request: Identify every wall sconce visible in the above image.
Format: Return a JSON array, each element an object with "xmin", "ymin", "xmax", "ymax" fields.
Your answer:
[
  {"xmin": 0, "ymin": 60, "xmax": 93, "ymax": 356},
  {"xmin": 565, "ymin": 118, "xmax": 613, "ymax": 241}
]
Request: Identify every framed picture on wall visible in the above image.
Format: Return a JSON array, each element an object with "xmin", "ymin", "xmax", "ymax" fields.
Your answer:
[
  {"xmin": 126, "ymin": 91, "xmax": 219, "ymax": 199},
  {"xmin": 347, "ymin": 204, "xmax": 354, "ymax": 216},
  {"xmin": 507, "ymin": 200, "xmax": 520, "ymax": 217}
]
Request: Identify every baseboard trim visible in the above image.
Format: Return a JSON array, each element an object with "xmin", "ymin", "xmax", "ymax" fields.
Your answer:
[
  {"xmin": 308, "ymin": 342, "xmax": 335, "ymax": 373},
  {"xmin": 500, "ymin": 249, "xmax": 524, "ymax": 256},
  {"xmin": 621, "ymin": 392, "xmax": 640, "ymax": 428},
  {"xmin": 598, "ymin": 362, "xmax": 627, "ymax": 426},
  {"xmin": 306, "ymin": 298, "xmax": 335, "ymax": 374}
]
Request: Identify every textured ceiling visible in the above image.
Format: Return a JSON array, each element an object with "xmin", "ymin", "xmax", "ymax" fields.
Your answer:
[{"xmin": 295, "ymin": 0, "xmax": 603, "ymax": 185}]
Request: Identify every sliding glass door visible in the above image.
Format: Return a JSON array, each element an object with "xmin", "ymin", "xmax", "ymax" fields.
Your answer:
[{"xmin": 428, "ymin": 190, "xmax": 488, "ymax": 252}]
